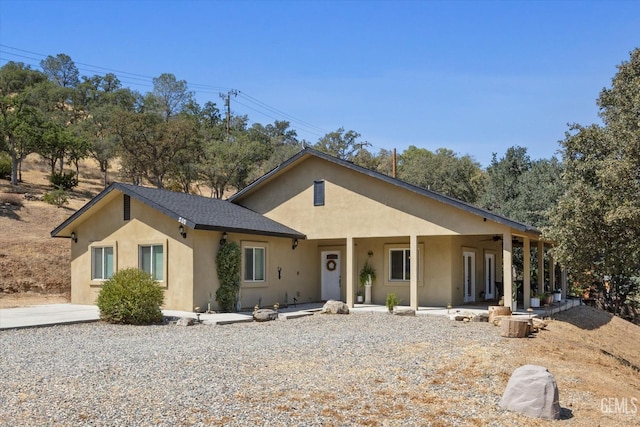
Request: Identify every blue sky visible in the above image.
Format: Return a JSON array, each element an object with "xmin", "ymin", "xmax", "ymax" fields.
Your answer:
[{"xmin": 1, "ymin": 0, "xmax": 638, "ymax": 166}]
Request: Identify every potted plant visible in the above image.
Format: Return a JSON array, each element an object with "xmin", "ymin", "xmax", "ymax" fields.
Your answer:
[
  {"xmin": 530, "ymin": 290, "xmax": 540, "ymax": 308},
  {"xmin": 356, "ymin": 290, "xmax": 364, "ymax": 303},
  {"xmin": 359, "ymin": 261, "xmax": 376, "ymax": 304},
  {"xmin": 543, "ymin": 292, "xmax": 554, "ymax": 305},
  {"xmin": 386, "ymin": 292, "xmax": 400, "ymax": 313},
  {"xmin": 553, "ymin": 288, "xmax": 562, "ymax": 302}
]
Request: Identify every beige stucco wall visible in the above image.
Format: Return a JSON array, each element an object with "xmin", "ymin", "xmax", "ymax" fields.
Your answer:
[{"xmin": 70, "ymin": 194, "xmax": 195, "ymax": 310}]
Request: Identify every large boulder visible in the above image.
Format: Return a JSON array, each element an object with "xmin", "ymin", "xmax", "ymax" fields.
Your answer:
[
  {"xmin": 253, "ymin": 309, "xmax": 278, "ymax": 322},
  {"xmin": 500, "ymin": 365, "xmax": 561, "ymax": 419},
  {"xmin": 321, "ymin": 300, "xmax": 350, "ymax": 314}
]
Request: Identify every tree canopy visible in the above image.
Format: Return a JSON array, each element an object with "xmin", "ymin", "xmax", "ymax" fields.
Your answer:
[{"xmin": 548, "ymin": 48, "xmax": 640, "ymax": 319}]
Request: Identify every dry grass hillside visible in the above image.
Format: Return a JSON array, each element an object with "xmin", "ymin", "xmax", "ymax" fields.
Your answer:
[{"xmin": 0, "ymin": 156, "xmax": 103, "ymax": 307}]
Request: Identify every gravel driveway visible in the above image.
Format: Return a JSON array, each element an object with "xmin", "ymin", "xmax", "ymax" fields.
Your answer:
[{"xmin": 1, "ymin": 313, "xmax": 529, "ymax": 426}]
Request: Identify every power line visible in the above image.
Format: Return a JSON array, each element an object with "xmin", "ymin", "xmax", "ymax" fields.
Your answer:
[{"xmin": 0, "ymin": 44, "xmax": 330, "ymax": 141}]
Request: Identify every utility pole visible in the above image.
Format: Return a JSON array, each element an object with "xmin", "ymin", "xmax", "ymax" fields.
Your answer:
[
  {"xmin": 392, "ymin": 148, "xmax": 397, "ymax": 178},
  {"xmin": 219, "ymin": 89, "xmax": 238, "ymax": 139}
]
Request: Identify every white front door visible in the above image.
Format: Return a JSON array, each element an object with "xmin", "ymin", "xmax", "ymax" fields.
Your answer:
[
  {"xmin": 463, "ymin": 251, "xmax": 476, "ymax": 303},
  {"xmin": 321, "ymin": 251, "xmax": 341, "ymax": 301},
  {"xmin": 485, "ymin": 253, "xmax": 496, "ymax": 300}
]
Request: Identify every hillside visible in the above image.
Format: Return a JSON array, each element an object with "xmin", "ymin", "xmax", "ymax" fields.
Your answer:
[{"xmin": 0, "ymin": 156, "xmax": 102, "ymax": 307}]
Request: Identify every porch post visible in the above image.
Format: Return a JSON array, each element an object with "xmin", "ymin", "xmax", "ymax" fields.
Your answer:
[
  {"xmin": 503, "ymin": 231, "xmax": 513, "ymax": 309},
  {"xmin": 410, "ymin": 234, "xmax": 418, "ymax": 311},
  {"xmin": 549, "ymin": 253, "xmax": 555, "ymax": 292},
  {"xmin": 523, "ymin": 237, "xmax": 531, "ymax": 309},
  {"xmin": 561, "ymin": 265, "xmax": 568, "ymax": 299},
  {"xmin": 346, "ymin": 236, "xmax": 354, "ymax": 308},
  {"xmin": 537, "ymin": 241, "xmax": 545, "ymax": 294}
]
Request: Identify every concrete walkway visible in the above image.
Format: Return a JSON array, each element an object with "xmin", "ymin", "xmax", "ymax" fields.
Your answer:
[
  {"xmin": 0, "ymin": 299, "xmax": 582, "ymax": 330},
  {"xmin": 0, "ymin": 303, "xmax": 325, "ymax": 330}
]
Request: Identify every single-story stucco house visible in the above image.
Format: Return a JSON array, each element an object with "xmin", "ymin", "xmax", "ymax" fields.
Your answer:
[{"xmin": 51, "ymin": 148, "xmax": 565, "ymax": 312}]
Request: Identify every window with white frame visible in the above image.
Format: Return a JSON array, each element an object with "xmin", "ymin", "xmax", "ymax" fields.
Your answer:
[
  {"xmin": 91, "ymin": 246, "xmax": 114, "ymax": 280},
  {"xmin": 244, "ymin": 246, "xmax": 265, "ymax": 282},
  {"xmin": 139, "ymin": 244, "xmax": 164, "ymax": 281},
  {"xmin": 389, "ymin": 248, "xmax": 412, "ymax": 281}
]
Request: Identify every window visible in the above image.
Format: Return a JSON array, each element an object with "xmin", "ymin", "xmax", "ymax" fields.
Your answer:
[
  {"xmin": 244, "ymin": 246, "xmax": 265, "ymax": 282},
  {"xmin": 123, "ymin": 194, "xmax": 130, "ymax": 221},
  {"xmin": 314, "ymin": 180, "xmax": 325, "ymax": 206},
  {"xmin": 139, "ymin": 244, "xmax": 163, "ymax": 281},
  {"xmin": 92, "ymin": 246, "xmax": 114, "ymax": 280},
  {"xmin": 390, "ymin": 249, "xmax": 411, "ymax": 281}
]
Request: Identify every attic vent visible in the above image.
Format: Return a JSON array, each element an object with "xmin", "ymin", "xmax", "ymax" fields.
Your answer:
[
  {"xmin": 123, "ymin": 194, "xmax": 130, "ymax": 221},
  {"xmin": 314, "ymin": 180, "xmax": 325, "ymax": 206}
]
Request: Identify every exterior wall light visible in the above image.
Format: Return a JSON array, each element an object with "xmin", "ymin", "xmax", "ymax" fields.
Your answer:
[
  {"xmin": 71, "ymin": 231, "xmax": 77, "ymax": 243},
  {"xmin": 179, "ymin": 225, "xmax": 187, "ymax": 239},
  {"xmin": 220, "ymin": 232, "xmax": 227, "ymax": 245},
  {"xmin": 292, "ymin": 238, "xmax": 299, "ymax": 250}
]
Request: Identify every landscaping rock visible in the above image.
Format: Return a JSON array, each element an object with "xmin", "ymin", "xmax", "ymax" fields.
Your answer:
[
  {"xmin": 253, "ymin": 309, "xmax": 278, "ymax": 322},
  {"xmin": 175, "ymin": 317, "xmax": 194, "ymax": 326},
  {"xmin": 500, "ymin": 364, "xmax": 561, "ymax": 419},
  {"xmin": 472, "ymin": 313, "xmax": 489, "ymax": 322},
  {"xmin": 321, "ymin": 300, "xmax": 349, "ymax": 314}
]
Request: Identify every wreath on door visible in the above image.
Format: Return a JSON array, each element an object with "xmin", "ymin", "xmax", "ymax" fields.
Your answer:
[{"xmin": 326, "ymin": 259, "xmax": 337, "ymax": 271}]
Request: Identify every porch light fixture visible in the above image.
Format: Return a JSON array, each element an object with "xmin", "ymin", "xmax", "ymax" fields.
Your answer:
[
  {"xmin": 178, "ymin": 225, "xmax": 187, "ymax": 239},
  {"xmin": 292, "ymin": 238, "xmax": 299, "ymax": 250},
  {"xmin": 220, "ymin": 232, "xmax": 227, "ymax": 245},
  {"xmin": 70, "ymin": 231, "xmax": 77, "ymax": 243}
]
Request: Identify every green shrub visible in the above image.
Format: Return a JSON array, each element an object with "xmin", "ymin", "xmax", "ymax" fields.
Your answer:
[
  {"xmin": 215, "ymin": 241, "xmax": 241, "ymax": 312},
  {"xmin": 386, "ymin": 292, "xmax": 401, "ymax": 312},
  {"xmin": 0, "ymin": 153, "xmax": 11, "ymax": 180},
  {"xmin": 43, "ymin": 189, "xmax": 69, "ymax": 208},
  {"xmin": 97, "ymin": 268, "xmax": 165, "ymax": 325},
  {"xmin": 49, "ymin": 171, "xmax": 78, "ymax": 190}
]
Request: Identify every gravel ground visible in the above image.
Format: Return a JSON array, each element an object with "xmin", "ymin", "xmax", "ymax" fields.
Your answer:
[{"xmin": 1, "ymin": 313, "xmax": 539, "ymax": 426}]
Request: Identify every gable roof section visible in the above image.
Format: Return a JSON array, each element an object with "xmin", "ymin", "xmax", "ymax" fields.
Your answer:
[
  {"xmin": 51, "ymin": 182, "xmax": 305, "ymax": 239},
  {"xmin": 230, "ymin": 147, "xmax": 541, "ymax": 235}
]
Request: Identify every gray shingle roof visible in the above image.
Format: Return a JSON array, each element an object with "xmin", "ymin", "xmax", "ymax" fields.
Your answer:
[{"xmin": 51, "ymin": 182, "xmax": 305, "ymax": 239}]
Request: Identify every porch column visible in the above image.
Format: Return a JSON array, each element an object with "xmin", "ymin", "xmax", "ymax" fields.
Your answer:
[
  {"xmin": 549, "ymin": 253, "xmax": 555, "ymax": 292},
  {"xmin": 346, "ymin": 236, "xmax": 354, "ymax": 308},
  {"xmin": 537, "ymin": 241, "xmax": 545, "ymax": 294},
  {"xmin": 410, "ymin": 234, "xmax": 418, "ymax": 311},
  {"xmin": 523, "ymin": 237, "xmax": 531, "ymax": 309},
  {"xmin": 503, "ymin": 231, "xmax": 513, "ymax": 309},
  {"xmin": 561, "ymin": 265, "xmax": 568, "ymax": 299}
]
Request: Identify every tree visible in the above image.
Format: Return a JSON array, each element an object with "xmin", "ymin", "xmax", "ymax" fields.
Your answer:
[
  {"xmin": 40, "ymin": 53, "xmax": 79, "ymax": 88},
  {"xmin": 548, "ymin": 48, "xmax": 640, "ymax": 320},
  {"xmin": 112, "ymin": 111, "xmax": 198, "ymax": 188},
  {"xmin": 151, "ymin": 73, "xmax": 193, "ymax": 121},
  {"xmin": 314, "ymin": 127, "xmax": 370, "ymax": 161},
  {"xmin": 0, "ymin": 62, "xmax": 47, "ymax": 185},
  {"xmin": 398, "ymin": 146, "xmax": 486, "ymax": 204}
]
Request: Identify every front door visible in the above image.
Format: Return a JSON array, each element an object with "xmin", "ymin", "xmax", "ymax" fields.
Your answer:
[
  {"xmin": 321, "ymin": 251, "xmax": 341, "ymax": 301},
  {"xmin": 485, "ymin": 253, "xmax": 496, "ymax": 300},
  {"xmin": 463, "ymin": 251, "xmax": 476, "ymax": 303}
]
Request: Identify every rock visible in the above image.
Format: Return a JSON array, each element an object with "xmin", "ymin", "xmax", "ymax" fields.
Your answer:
[
  {"xmin": 472, "ymin": 313, "xmax": 489, "ymax": 322},
  {"xmin": 321, "ymin": 300, "xmax": 350, "ymax": 314},
  {"xmin": 175, "ymin": 317, "xmax": 194, "ymax": 326},
  {"xmin": 500, "ymin": 365, "xmax": 561, "ymax": 420},
  {"xmin": 393, "ymin": 309, "xmax": 415, "ymax": 316},
  {"xmin": 253, "ymin": 309, "xmax": 278, "ymax": 322}
]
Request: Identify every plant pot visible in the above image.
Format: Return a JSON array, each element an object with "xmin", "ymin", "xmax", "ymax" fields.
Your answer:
[
  {"xmin": 364, "ymin": 284, "xmax": 372, "ymax": 304},
  {"xmin": 553, "ymin": 292, "xmax": 561, "ymax": 302},
  {"xmin": 511, "ymin": 300, "xmax": 517, "ymax": 313},
  {"xmin": 530, "ymin": 297, "xmax": 540, "ymax": 308},
  {"xmin": 356, "ymin": 295, "xmax": 363, "ymax": 303},
  {"xmin": 544, "ymin": 295, "xmax": 554, "ymax": 305}
]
